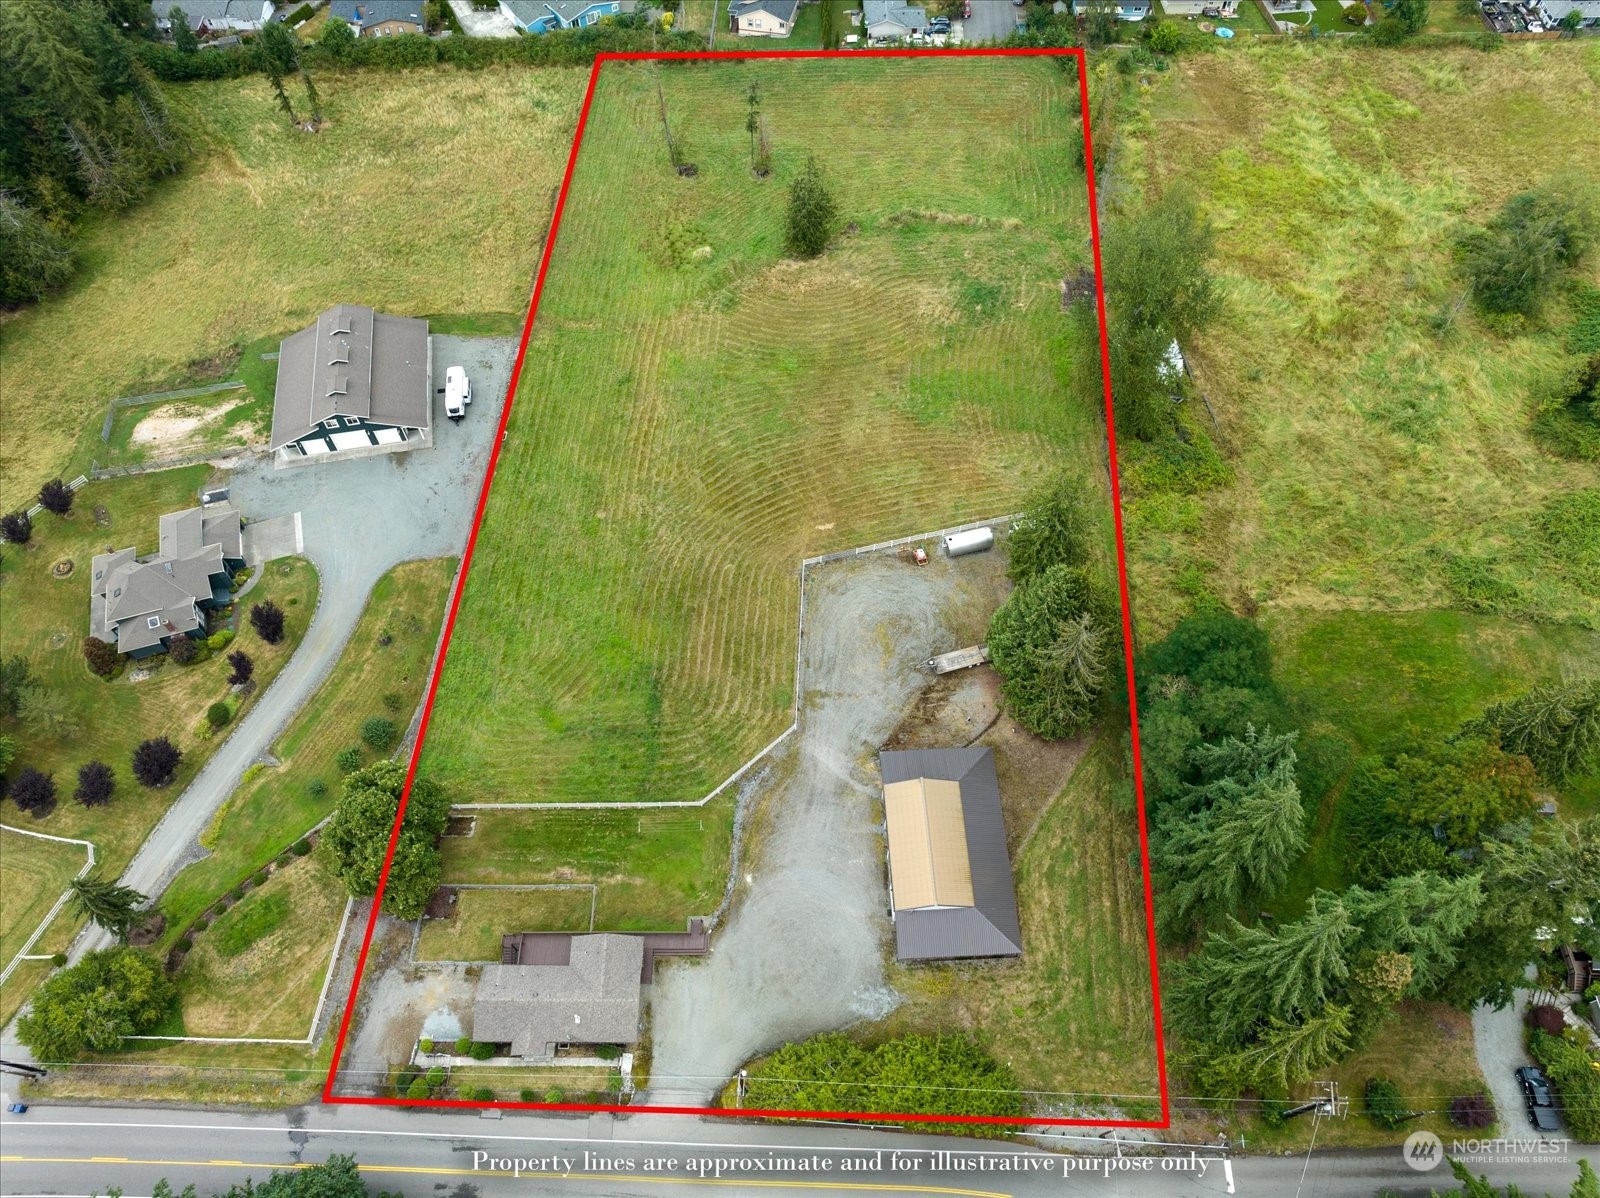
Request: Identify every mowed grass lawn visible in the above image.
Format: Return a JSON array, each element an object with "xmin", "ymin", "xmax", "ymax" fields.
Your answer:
[
  {"xmin": 421, "ymin": 56, "xmax": 1096, "ymax": 807},
  {"xmin": 161, "ymin": 853, "xmax": 347, "ymax": 1039},
  {"xmin": 878, "ymin": 739, "xmax": 1160, "ymax": 1104},
  {"xmin": 158, "ymin": 557, "xmax": 456, "ymax": 938},
  {"xmin": 0, "ymin": 468, "xmax": 318, "ymax": 877},
  {"xmin": 1128, "ymin": 44, "xmax": 1600, "ymax": 632},
  {"xmin": 416, "ymin": 886, "xmax": 595, "ymax": 961},
  {"xmin": 0, "ymin": 66, "xmax": 588, "ymax": 506},
  {"xmin": 0, "ymin": 830, "xmax": 88, "ymax": 964}
]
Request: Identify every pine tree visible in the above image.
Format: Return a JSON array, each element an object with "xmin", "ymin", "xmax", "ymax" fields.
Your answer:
[
  {"xmin": 68, "ymin": 873, "xmax": 149, "ymax": 942},
  {"xmin": 1033, "ymin": 613, "xmax": 1108, "ymax": 735},
  {"xmin": 1215, "ymin": 1006, "xmax": 1354, "ymax": 1094},
  {"xmin": 302, "ymin": 70, "xmax": 322, "ymax": 126},
  {"xmin": 1466, "ymin": 679, "xmax": 1600, "ymax": 785},
  {"xmin": 745, "ymin": 82, "xmax": 760, "ymax": 173},
  {"xmin": 1346, "ymin": 871, "xmax": 1484, "ymax": 997},
  {"xmin": 784, "ymin": 155, "xmax": 837, "ymax": 259},
  {"xmin": 168, "ymin": 6, "xmax": 198, "ymax": 53}
]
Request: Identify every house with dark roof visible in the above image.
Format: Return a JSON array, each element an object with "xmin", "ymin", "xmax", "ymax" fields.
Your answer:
[
  {"xmin": 89, "ymin": 505, "xmax": 245, "ymax": 659},
  {"xmin": 729, "ymin": 0, "xmax": 800, "ymax": 36},
  {"xmin": 473, "ymin": 935, "xmax": 645, "ymax": 1059},
  {"xmin": 862, "ymin": 0, "xmax": 927, "ymax": 39},
  {"xmin": 878, "ymin": 748, "xmax": 1022, "ymax": 962},
  {"xmin": 270, "ymin": 304, "xmax": 432, "ymax": 466},
  {"xmin": 152, "ymin": 0, "xmax": 273, "ymax": 33},
  {"xmin": 328, "ymin": 0, "xmax": 425, "ymax": 35},
  {"xmin": 499, "ymin": 0, "xmax": 627, "ymax": 33},
  {"xmin": 1069, "ymin": 0, "xmax": 1152, "ymax": 19}
]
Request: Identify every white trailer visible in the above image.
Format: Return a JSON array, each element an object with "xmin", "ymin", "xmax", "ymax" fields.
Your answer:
[
  {"xmin": 927, "ymin": 645, "xmax": 990, "ymax": 675},
  {"xmin": 943, "ymin": 527, "xmax": 995, "ymax": 557}
]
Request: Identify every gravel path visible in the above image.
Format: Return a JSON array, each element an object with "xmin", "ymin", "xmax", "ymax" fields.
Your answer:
[
  {"xmin": 644, "ymin": 548, "xmax": 1008, "ymax": 1102},
  {"xmin": 1471, "ymin": 986, "xmax": 1563, "ymax": 1142}
]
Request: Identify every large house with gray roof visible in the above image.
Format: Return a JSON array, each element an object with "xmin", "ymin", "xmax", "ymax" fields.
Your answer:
[
  {"xmin": 878, "ymin": 747, "xmax": 1022, "ymax": 962},
  {"xmin": 729, "ymin": 0, "xmax": 800, "ymax": 35},
  {"xmin": 862, "ymin": 0, "xmax": 927, "ymax": 39},
  {"xmin": 499, "ymin": 0, "xmax": 628, "ymax": 33},
  {"xmin": 327, "ymin": 0, "xmax": 425, "ymax": 35},
  {"xmin": 152, "ymin": 0, "xmax": 273, "ymax": 34},
  {"xmin": 473, "ymin": 935, "xmax": 644, "ymax": 1059},
  {"xmin": 270, "ymin": 304, "xmax": 432, "ymax": 466},
  {"xmin": 90, "ymin": 505, "xmax": 245, "ymax": 659}
]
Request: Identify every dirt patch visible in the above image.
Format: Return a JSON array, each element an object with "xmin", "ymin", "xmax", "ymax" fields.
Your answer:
[
  {"xmin": 51, "ymin": 558, "xmax": 74, "ymax": 579},
  {"xmin": 425, "ymin": 887, "xmax": 458, "ymax": 920},
  {"xmin": 444, "ymin": 816, "xmax": 476, "ymax": 837},
  {"xmin": 881, "ymin": 669, "xmax": 1001, "ymax": 751},
  {"xmin": 129, "ymin": 391, "xmax": 253, "ymax": 451}
]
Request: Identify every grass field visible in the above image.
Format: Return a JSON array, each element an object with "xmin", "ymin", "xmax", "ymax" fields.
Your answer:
[
  {"xmin": 439, "ymin": 802, "xmax": 734, "ymax": 930},
  {"xmin": 0, "ymin": 830, "xmax": 87, "ymax": 966},
  {"xmin": 0, "ymin": 66, "xmax": 587, "ymax": 506},
  {"xmin": 877, "ymin": 737, "xmax": 1160, "ymax": 1105},
  {"xmin": 0, "ymin": 468, "xmax": 318, "ymax": 878},
  {"xmin": 1126, "ymin": 43, "xmax": 1600, "ymax": 633},
  {"xmin": 158, "ymin": 557, "xmax": 456, "ymax": 939},
  {"xmin": 416, "ymin": 886, "xmax": 595, "ymax": 961},
  {"xmin": 418, "ymin": 56, "xmax": 1094, "ymax": 808},
  {"xmin": 161, "ymin": 854, "xmax": 347, "ymax": 1039},
  {"xmin": 29, "ymin": 1040, "xmax": 330, "ymax": 1107}
]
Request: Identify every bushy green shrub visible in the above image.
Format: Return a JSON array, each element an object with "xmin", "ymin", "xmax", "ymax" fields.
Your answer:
[
  {"xmin": 471, "ymin": 1087, "xmax": 495, "ymax": 1102},
  {"xmin": 335, "ymin": 746, "xmax": 364, "ymax": 773},
  {"xmin": 419, "ymin": 1038, "xmax": 434, "ymax": 1054},
  {"xmin": 469, "ymin": 1041, "xmax": 496, "ymax": 1061},
  {"xmin": 206, "ymin": 702, "xmax": 232, "ymax": 729},
  {"xmin": 362, "ymin": 716, "xmax": 399, "ymax": 752},
  {"xmin": 543, "ymin": 1088, "xmax": 565, "ymax": 1104},
  {"xmin": 454, "ymin": 1036, "xmax": 472, "ymax": 1056},
  {"xmin": 1147, "ymin": 21, "xmax": 1179, "ymax": 53},
  {"xmin": 520, "ymin": 1088, "xmax": 538, "ymax": 1103},
  {"xmin": 207, "ymin": 629, "xmax": 235, "ymax": 651},
  {"xmin": 425, "ymin": 1066, "xmax": 446, "ymax": 1087},
  {"xmin": 1529, "ymin": 1030, "xmax": 1600, "ymax": 1141},
  {"xmin": 595, "ymin": 1043, "xmax": 623, "ymax": 1061},
  {"xmin": 1364, "ymin": 1077, "xmax": 1408, "ymax": 1130},
  {"xmin": 292, "ymin": 838, "xmax": 312, "ymax": 856},
  {"xmin": 308, "ymin": 778, "xmax": 328, "ymax": 800},
  {"xmin": 405, "ymin": 1077, "xmax": 430, "ymax": 1099}
]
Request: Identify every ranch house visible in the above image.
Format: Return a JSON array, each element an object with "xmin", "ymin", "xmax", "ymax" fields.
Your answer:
[
  {"xmin": 862, "ymin": 0, "xmax": 927, "ymax": 38},
  {"xmin": 729, "ymin": 0, "xmax": 800, "ymax": 35},
  {"xmin": 1070, "ymin": 0, "xmax": 1152, "ymax": 18},
  {"xmin": 270, "ymin": 304, "xmax": 433, "ymax": 466},
  {"xmin": 499, "ymin": 0, "xmax": 626, "ymax": 32},
  {"xmin": 327, "ymin": 0, "xmax": 425, "ymax": 36},
  {"xmin": 151, "ymin": 0, "xmax": 272, "ymax": 34},
  {"xmin": 473, "ymin": 935, "xmax": 644, "ymax": 1060},
  {"xmin": 89, "ymin": 505, "xmax": 245, "ymax": 659}
]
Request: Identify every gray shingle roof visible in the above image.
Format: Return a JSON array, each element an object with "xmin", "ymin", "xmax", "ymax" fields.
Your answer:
[
  {"xmin": 153, "ymin": 0, "xmax": 270, "ymax": 31},
  {"xmin": 89, "ymin": 505, "xmax": 242, "ymax": 654},
  {"xmin": 328, "ymin": 0, "xmax": 425, "ymax": 28},
  {"xmin": 863, "ymin": 0, "xmax": 927, "ymax": 31},
  {"xmin": 879, "ymin": 748, "xmax": 1022, "ymax": 962},
  {"xmin": 270, "ymin": 305, "xmax": 431, "ymax": 450},
  {"xmin": 473, "ymin": 935, "xmax": 644, "ymax": 1058},
  {"xmin": 731, "ymin": 0, "xmax": 801, "ymax": 21}
]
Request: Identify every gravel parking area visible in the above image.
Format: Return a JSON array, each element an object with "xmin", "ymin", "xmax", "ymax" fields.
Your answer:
[
  {"xmin": 645, "ymin": 546, "xmax": 1009, "ymax": 1103},
  {"xmin": 448, "ymin": 0, "xmax": 519, "ymax": 36},
  {"xmin": 961, "ymin": 0, "xmax": 1025, "ymax": 44}
]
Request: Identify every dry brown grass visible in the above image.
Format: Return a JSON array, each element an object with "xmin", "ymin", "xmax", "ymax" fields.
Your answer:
[{"xmin": 416, "ymin": 886, "xmax": 594, "ymax": 961}]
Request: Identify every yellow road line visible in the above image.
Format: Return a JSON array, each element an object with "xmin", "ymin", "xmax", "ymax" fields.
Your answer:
[{"xmin": 0, "ymin": 1158, "xmax": 1008, "ymax": 1198}]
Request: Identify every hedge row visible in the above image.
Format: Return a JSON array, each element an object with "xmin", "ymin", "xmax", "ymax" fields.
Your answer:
[{"xmin": 1529, "ymin": 1029, "xmax": 1600, "ymax": 1142}]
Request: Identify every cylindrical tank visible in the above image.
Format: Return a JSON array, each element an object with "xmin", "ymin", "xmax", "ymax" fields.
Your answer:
[{"xmin": 943, "ymin": 527, "xmax": 995, "ymax": 557}]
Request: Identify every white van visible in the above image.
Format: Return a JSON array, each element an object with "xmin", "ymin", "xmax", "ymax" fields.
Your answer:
[{"xmin": 444, "ymin": 366, "xmax": 471, "ymax": 422}]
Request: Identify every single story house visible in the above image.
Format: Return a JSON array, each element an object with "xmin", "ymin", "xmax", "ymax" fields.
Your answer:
[
  {"xmin": 879, "ymin": 748, "xmax": 1022, "ymax": 962},
  {"xmin": 473, "ymin": 935, "xmax": 645, "ymax": 1060},
  {"xmin": 729, "ymin": 0, "xmax": 800, "ymax": 36},
  {"xmin": 328, "ymin": 0, "xmax": 425, "ymax": 35},
  {"xmin": 269, "ymin": 304, "xmax": 432, "ymax": 466},
  {"xmin": 863, "ymin": 0, "xmax": 926, "ymax": 38},
  {"xmin": 90, "ymin": 505, "xmax": 245, "ymax": 659},
  {"xmin": 1071, "ymin": 0, "xmax": 1153, "ymax": 19},
  {"xmin": 499, "ymin": 0, "xmax": 627, "ymax": 32},
  {"xmin": 152, "ymin": 0, "xmax": 273, "ymax": 33},
  {"xmin": 1538, "ymin": 0, "xmax": 1600, "ymax": 26}
]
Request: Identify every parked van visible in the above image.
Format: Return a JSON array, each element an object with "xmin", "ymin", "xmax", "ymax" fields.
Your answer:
[{"xmin": 444, "ymin": 366, "xmax": 471, "ymax": 422}]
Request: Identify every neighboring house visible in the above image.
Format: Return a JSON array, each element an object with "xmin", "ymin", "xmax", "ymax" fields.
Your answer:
[
  {"xmin": 878, "ymin": 748, "xmax": 1023, "ymax": 963},
  {"xmin": 328, "ymin": 0, "xmax": 425, "ymax": 35},
  {"xmin": 1538, "ymin": 0, "xmax": 1600, "ymax": 26},
  {"xmin": 862, "ymin": 0, "xmax": 926, "ymax": 38},
  {"xmin": 473, "ymin": 935, "xmax": 645, "ymax": 1060},
  {"xmin": 729, "ymin": 0, "xmax": 800, "ymax": 36},
  {"xmin": 89, "ymin": 505, "xmax": 245, "ymax": 659},
  {"xmin": 1070, "ymin": 0, "xmax": 1153, "ymax": 19},
  {"xmin": 499, "ymin": 0, "xmax": 626, "ymax": 32},
  {"xmin": 270, "ymin": 304, "xmax": 432, "ymax": 466},
  {"xmin": 152, "ymin": 0, "xmax": 273, "ymax": 34}
]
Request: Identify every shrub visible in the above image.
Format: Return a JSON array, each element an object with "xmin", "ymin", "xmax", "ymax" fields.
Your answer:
[
  {"xmin": 383, "ymin": 691, "xmax": 405, "ymax": 713},
  {"xmin": 606, "ymin": 1073, "xmax": 624, "ymax": 1093},
  {"xmin": 543, "ymin": 1088, "xmax": 565, "ymax": 1104},
  {"xmin": 82, "ymin": 637, "xmax": 119, "ymax": 678},
  {"xmin": 193, "ymin": 918, "xmax": 209, "ymax": 932},
  {"xmin": 74, "ymin": 760, "xmax": 116, "ymax": 807},
  {"xmin": 361, "ymin": 716, "xmax": 399, "ymax": 752},
  {"xmin": 419, "ymin": 1038, "xmax": 434, "ymax": 1054},
  {"xmin": 292, "ymin": 838, "xmax": 312, "ymax": 856},
  {"xmin": 207, "ymin": 629, "xmax": 235, "ymax": 651},
  {"xmin": 425, "ymin": 1066, "xmax": 446, "ymax": 1087},
  {"xmin": 1527, "ymin": 1004, "xmax": 1566, "ymax": 1035},
  {"xmin": 206, "ymin": 702, "xmax": 233, "ymax": 730},
  {"xmin": 167, "ymin": 636, "xmax": 198, "ymax": 666},
  {"xmin": 284, "ymin": 2, "xmax": 314, "ymax": 24},
  {"xmin": 1449, "ymin": 1090, "xmax": 1496, "ymax": 1130},
  {"xmin": 469, "ymin": 1040, "xmax": 496, "ymax": 1061},
  {"xmin": 405, "ymin": 1077, "xmax": 430, "ymax": 1099},
  {"xmin": 307, "ymin": 778, "xmax": 328, "ymax": 800},
  {"xmin": 50, "ymin": 952, "xmax": 67, "ymax": 967},
  {"xmin": 1147, "ymin": 20, "xmax": 1179, "ymax": 53},
  {"xmin": 454, "ymin": 1036, "xmax": 472, "ymax": 1056},
  {"xmin": 1364, "ymin": 1077, "xmax": 1409, "ymax": 1130},
  {"xmin": 335, "ymin": 746, "xmax": 364, "ymax": 773},
  {"xmin": 10, "ymin": 767, "xmax": 57, "ymax": 815},
  {"xmin": 1459, "ymin": 178, "xmax": 1599, "ymax": 316},
  {"xmin": 595, "ymin": 1043, "xmax": 623, "ymax": 1061},
  {"xmin": 38, "ymin": 478, "xmax": 74, "ymax": 516},
  {"xmin": 250, "ymin": 601, "xmax": 286, "ymax": 645},
  {"xmin": 227, "ymin": 650, "xmax": 254, "ymax": 686},
  {"xmin": 1529, "ymin": 1029, "xmax": 1600, "ymax": 1141},
  {"xmin": 1, "ymin": 510, "xmax": 33, "ymax": 544},
  {"xmin": 520, "ymin": 1089, "xmax": 538, "ymax": 1103},
  {"xmin": 784, "ymin": 156, "xmax": 837, "ymax": 259},
  {"xmin": 471, "ymin": 1087, "xmax": 495, "ymax": 1102},
  {"xmin": 177, "ymin": 937, "xmax": 193, "ymax": 952},
  {"xmin": 1138, "ymin": 612, "xmax": 1274, "ymax": 694},
  {"xmin": 230, "ymin": 886, "xmax": 245, "ymax": 901},
  {"xmin": 252, "ymin": 869, "xmax": 269, "ymax": 885}
]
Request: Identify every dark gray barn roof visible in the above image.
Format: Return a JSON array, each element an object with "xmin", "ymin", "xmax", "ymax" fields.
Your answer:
[
  {"xmin": 879, "ymin": 747, "xmax": 1022, "ymax": 962},
  {"xmin": 270, "ymin": 304, "xmax": 430, "ymax": 449}
]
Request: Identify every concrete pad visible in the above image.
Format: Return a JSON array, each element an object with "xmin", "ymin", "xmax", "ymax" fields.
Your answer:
[{"xmin": 242, "ymin": 512, "xmax": 303, "ymax": 565}]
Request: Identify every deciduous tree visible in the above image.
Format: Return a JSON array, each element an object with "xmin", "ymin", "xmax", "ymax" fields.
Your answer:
[
  {"xmin": 82, "ymin": 636, "xmax": 119, "ymax": 678},
  {"xmin": 321, "ymin": 761, "xmax": 450, "ymax": 919},
  {"xmin": 10, "ymin": 766, "xmax": 57, "ymax": 815},
  {"xmin": 75, "ymin": 759, "xmax": 115, "ymax": 806},
  {"xmin": 131, "ymin": 736, "xmax": 182, "ymax": 787},
  {"xmin": 1459, "ymin": 177, "xmax": 1600, "ymax": 317},
  {"xmin": 1, "ymin": 509, "xmax": 33, "ymax": 544},
  {"xmin": 227, "ymin": 650, "xmax": 254, "ymax": 686},
  {"xmin": 250, "ymin": 600, "xmax": 286, "ymax": 644},
  {"xmin": 16, "ymin": 947, "xmax": 174, "ymax": 1061},
  {"xmin": 38, "ymin": 478, "xmax": 73, "ymax": 515}
]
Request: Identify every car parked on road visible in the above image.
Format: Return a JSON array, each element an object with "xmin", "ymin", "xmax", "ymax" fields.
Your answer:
[{"xmin": 1515, "ymin": 1065, "xmax": 1561, "ymax": 1131}]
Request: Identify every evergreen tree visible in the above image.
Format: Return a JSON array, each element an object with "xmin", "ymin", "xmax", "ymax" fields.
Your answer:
[
  {"xmin": 0, "ymin": 191, "xmax": 74, "ymax": 303},
  {"xmin": 1465, "ymin": 678, "xmax": 1600, "ymax": 785},
  {"xmin": 168, "ymin": 6, "xmax": 198, "ymax": 53},
  {"xmin": 256, "ymin": 21, "xmax": 300, "ymax": 126},
  {"xmin": 68, "ymin": 872, "xmax": 149, "ymax": 942},
  {"xmin": 1006, "ymin": 472, "xmax": 1098, "ymax": 586},
  {"xmin": 322, "ymin": 761, "xmax": 450, "ymax": 919},
  {"xmin": 302, "ymin": 70, "xmax": 322, "ymax": 126},
  {"xmin": 784, "ymin": 155, "xmax": 837, "ymax": 259},
  {"xmin": 1206, "ymin": 1006, "xmax": 1354, "ymax": 1095},
  {"xmin": 745, "ymin": 81, "xmax": 760, "ymax": 173},
  {"xmin": 988, "ymin": 564, "xmax": 1117, "ymax": 740},
  {"xmin": 1346, "ymin": 871, "xmax": 1484, "ymax": 997}
]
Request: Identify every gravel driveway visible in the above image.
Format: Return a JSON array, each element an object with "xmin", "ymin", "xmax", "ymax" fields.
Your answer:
[
  {"xmin": 644, "ymin": 548, "xmax": 1008, "ymax": 1103},
  {"xmin": 1472, "ymin": 986, "xmax": 1564, "ymax": 1143},
  {"xmin": 68, "ymin": 336, "xmax": 517, "ymax": 960}
]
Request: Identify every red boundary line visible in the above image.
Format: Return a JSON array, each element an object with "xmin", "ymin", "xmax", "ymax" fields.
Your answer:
[{"xmin": 321, "ymin": 44, "xmax": 1168, "ymax": 1131}]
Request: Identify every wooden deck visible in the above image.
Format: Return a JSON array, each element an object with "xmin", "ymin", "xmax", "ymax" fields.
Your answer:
[{"xmin": 501, "ymin": 919, "xmax": 709, "ymax": 982}]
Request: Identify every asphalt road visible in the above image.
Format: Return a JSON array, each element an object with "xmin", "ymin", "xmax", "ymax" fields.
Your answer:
[
  {"xmin": 51, "ymin": 335, "xmax": 517, "ymax": 970},
  {"xmin": 4, "ymin": 1104, "xmax": 1596, "ymax": 1197}
]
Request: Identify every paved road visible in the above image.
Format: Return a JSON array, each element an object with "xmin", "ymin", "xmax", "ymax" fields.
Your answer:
[
  {"xmin": 961, "ymin": 0, "xmax": 1025, "ymax": 45},
  {"xmin": 5, "ymin": 1103, "xmax": 1598, "ymax": 1197},
  {"xmin": 51, "ymin": 335, "xmax": 517, "ymax": 968}
]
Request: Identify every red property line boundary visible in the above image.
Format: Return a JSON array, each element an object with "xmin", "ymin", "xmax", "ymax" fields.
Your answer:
[{"xmin": 323, "ymin": 44, "xmax": 1169, "ymax": 1130}]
